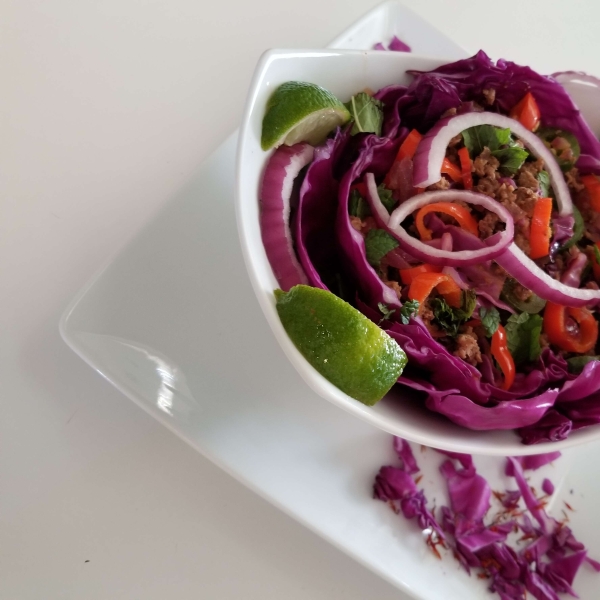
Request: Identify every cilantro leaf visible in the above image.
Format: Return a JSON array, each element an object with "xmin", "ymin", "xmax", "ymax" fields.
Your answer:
[
  {"xmin": 491, "ymin": 147, "xmax": 529, "ymax": 175},
  {"xmin": 462, "ymin": 125, "xmax": 511, "ymax": 156},
  {"xmin": 344, "ymin": 93, "xmax": 383, "ymax": 136},
  {"xmin": 377, "ymin": 184, "xmax": 397, "ymax": 213},
  {"xmin": 348, "ymin": 189, "xmax": 371, "ymax": 219},
  {"xmin": 505, "ymin": 312, "xmax": 543, "ymax": 366},
  {"xmin": 430, "ymin": 290, "xmax": 476, "ymax": 337},
  {"xmin": 537, "ymin": 170, "xmax": 551, "ymax": 198},
  {"xmin": 377, "ymin": 302, "xmax": 396, "ymax": 324},
  {"xmin": 365, "ymin": 229, "xmax": 399, "ymax": 268},
  {"xmin": 479, "ymin": 306, "xmax": 500, "ymax": 337},
  {"xmin": 399, "ymin": 300, "xmax": 419, "ymax": 324}
]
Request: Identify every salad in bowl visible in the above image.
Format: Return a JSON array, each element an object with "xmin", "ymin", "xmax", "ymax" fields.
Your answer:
[{"xmin": 236, "ymin": 49, "xmax": 600, "ymax": 452}]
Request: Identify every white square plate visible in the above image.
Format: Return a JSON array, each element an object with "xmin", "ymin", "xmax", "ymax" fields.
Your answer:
[{"xmin": 60, "ymin": 3, "xmax": 600, "ymax": 598}]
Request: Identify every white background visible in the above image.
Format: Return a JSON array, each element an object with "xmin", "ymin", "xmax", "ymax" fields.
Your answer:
[{"xmin": 3, "ymin": 1, "xmax": 600, "ymax": 598}]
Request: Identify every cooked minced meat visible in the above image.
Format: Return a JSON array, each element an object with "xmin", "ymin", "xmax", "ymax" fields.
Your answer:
[
  {"xmin": 473, "ymin": 148, "xmax": 500, "ymax": 178},
  {"xmin": 482, "ymin": 88, "xmax": 496, "ymax": 105},
  {"xmin": 453, "ymin": 327, "xmax": 482, "ymax": 365},
  {"xmin": 428, "ymin": 177, "xmax": 451, "ymax": 191},
  {"xmin": 479, "ymin": 212, "xmax": 500, "ymax": 239},
  {"xmin": 565, "ymin": 167, "xmax": 585, "ymax": 193}
]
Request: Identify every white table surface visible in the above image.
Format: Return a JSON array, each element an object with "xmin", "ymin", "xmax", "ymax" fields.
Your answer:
[{"xmin": 4, "ymin": 1, "xmax": 600, "ymax": 598}]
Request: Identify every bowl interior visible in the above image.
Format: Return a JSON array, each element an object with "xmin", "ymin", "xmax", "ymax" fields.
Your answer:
[{"xmin": 236, "ymin": 48, "xmax": 600, "ymax": 455}]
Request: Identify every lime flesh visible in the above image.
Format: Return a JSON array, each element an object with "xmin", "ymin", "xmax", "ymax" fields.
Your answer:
[
  {"xmin": 275, "ymin": 285, "xmax": 407, "ymax": 405},
  {"xmin": 261, "ymin": 81, "xmax": 350, "ymax": 151}
]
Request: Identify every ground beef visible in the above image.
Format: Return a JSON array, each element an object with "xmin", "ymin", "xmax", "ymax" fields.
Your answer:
[
  {"xmin": 565, "ymin": 167, "xmax": 585, "ymax": 193},
  {"xmin": 427, "ymin": 177, "xmax": 451, "ymax": 191},
  {"xmin": 448, "ymin": 134, "xmax": 463, "ymax": 147},
  {"xmin": 473, "ymin": 148, "xmax": 500, "ymax": 178},
  {"xmin": 482, "ymin": 88, "xmax": 496, "ymax": 105},
  {"xmin": 515, "ymin": 187, "xmax": 538, "ymax": 216},
  {"xmin": 512, "ymin": 283, "xmax": 533, "ymax": 302},
  {"xmin": 384, "ymin": 280, "xmax": 402, "ymax": 299},
  {"xmin": 441, "ymin": 107, "xmax": 458, "ymax": 119},
  {"xmin": 496, "ymin": 183, "xmax": 517, "ymax": 204},
  {"xmin": 453, "ymin": 327, "xmax": 483, "ymax": 366},
  {"xmin": 479, "ymin": 212, "xmax": 500, "ymax": 239},
  {"xmin": 517, "ymin": 169, "xmax": 539, "ymax": 191},
  {"xmin": 477, "ymin": 177, "xmax": 500, "ymax": 197}
]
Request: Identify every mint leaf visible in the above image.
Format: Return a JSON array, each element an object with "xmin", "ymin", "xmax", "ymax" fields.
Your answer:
[
  {"xmin": 491, "ymin": 147, "xmax": 529, "ymax": 175},
  {"xmin": 431, "ymin": 290, "xmax": 476, "ymax": 337},
  {"xmin": 365, "ymin": 229, "xmax": 399, "ymax": 268},
  {"xmin": 377, "ymin": 302, "xmax": 396, "ymax": 324},
  {"xmin": 345, "ymin": 93, "xmax": 383, "ymax": 136},
  {"xmin": 377, "ymin": 184, "xmax": 397, "ymax": 213},
  {"xmin": 479, "ymin": 306, "xmax": 500, "ymax": 337},
  {"xmin": 348, "ymin": 189, "xmax": 371, "ymax": 219},
  {"xmin": 399, "ymin": 300, "xmax": 419, "ymax": 324},
  {"xmin": 462, "ymin": 125, "xmax": 511, "ymax": 156},
  {"xmin": 537, "ymin": 170, "xmax": 551, "ymax": 198},
  {"xmin": 505, "ymin": 312, "xmax": 543, "ymax": 365}
]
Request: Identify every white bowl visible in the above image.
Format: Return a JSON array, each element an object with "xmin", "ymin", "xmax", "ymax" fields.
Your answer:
[{"xmin": 235, "ymin": 48, "xmax": 600, "ymax": 455}]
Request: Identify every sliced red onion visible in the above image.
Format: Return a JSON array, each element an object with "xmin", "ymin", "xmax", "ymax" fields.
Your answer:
[
  {"xmin": 495, "ymin": 244, "xmax": 600, "ymax": 307},
  {"xmin": 560, "ymin": 251, "xmax": 588, "ymax": 288},
  {"xmin": 382, "ymin": 188, "xmax": 514, "ymax": 266},
  {"xmin": 412, "ymin": 112, "xmax": 573, "ymax": 216},
  {"xmin": 259, "ymin": 143, "xmax": 314, "ymax": 291}
]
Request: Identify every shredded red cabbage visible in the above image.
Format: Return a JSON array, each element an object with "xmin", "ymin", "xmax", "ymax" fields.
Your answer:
[{"xmin": 374, "ymin": 437, "xmax": 598, "ymax": 599}]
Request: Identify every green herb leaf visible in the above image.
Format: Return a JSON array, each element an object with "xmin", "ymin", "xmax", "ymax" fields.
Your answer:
[
  {"xmin": 431, "ymin": 290, "xmax": 476, "ymax": 337},
  {"xmin": 348, "ymin": 189, "xmax": 371, "ymax": 219},
  {"xmin": 462, "ymin": 125, "xmax": 511, "ymax": 156},
  {"xmin": 377, "ymin": 302, "xmax": 396, "ymax": 324},
  {"xmin": 505, "ymin": 312, "xmax": 543, "ymax": 366},
  {"xmin": 594, "ymin": 244, "xmax": 600, "ymax": 266},
  {"xmin": 537, "ymin": 170, "xmax": 551, "ymax": 198},
  {"xmin": 377, "ymin": 184, "xmax": 397, "ymax": 213},
  {"xmin": 344, "ymin": 93, "xmax": 383, "ymax": 136},
  {"xmin": 491, "ymin": 147, "xmax": 529, "ymax": 175},
  {"xmin": 567, "ymin": 355, "xmax": 600, "ymax": 374},
  {"xmin": 365, "ymin": 229, "xmax": 399, "ymax": 269},
  {"xmin": 399, "ymin": 299, "xmax": 420, "ymax": 325},
  {"xmin": 479, "ymin": 306, "xmax": 500, "ymax": 337},
  {"xmin": 560, "ymin": 205, "xmax": 584, "ymax": 251}
]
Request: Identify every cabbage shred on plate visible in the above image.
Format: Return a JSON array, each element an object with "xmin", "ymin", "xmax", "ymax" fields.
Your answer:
[{"xmin": 259, "ymin": 49, "xmax": 600, "ymax": 444}]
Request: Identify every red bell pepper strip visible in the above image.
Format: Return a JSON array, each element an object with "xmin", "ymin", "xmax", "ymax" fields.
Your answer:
[
  {"xmin": 399, "ymin": 263, "xmax": 442, "ymax": 285},
  {"xmin": 491, "ymin": 325, "xmax": 515, "ymax": 391},
  {"xmin": 441, "ymin": 158, "xmax": 462, "ymax": 183},
  {"xmin": 458, "ymin": 147, "xmax": 473, "ymax": 190},
  {"xmin": 408, "ymin": 272, "xmax": 462, "ymax": 309},
  {"xmin": 543, "ymin": 302, "xmax": 599, "ymax": 354},
  {"xmin": 414, "ymin": 202, "xmax": 479, "ymax": 241},
  {"xmin": 384, "ymin": 129, "xmax": 422, "ymax": 187},
  {"xmin": 581, "ymin": 174, "xmax": 600, "ymax": 213},
  {"xmin": 529, "ymin": 197, "xmax": 553, "ymax": 259},
  {"xmin": 509, "ymin": 92, "xmax": 541, "ymax": 132}
]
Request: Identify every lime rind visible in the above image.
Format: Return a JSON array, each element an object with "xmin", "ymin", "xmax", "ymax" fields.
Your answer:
[
  {"xmin": 275, "ymin": 285, "xmax": 407, "ymax": 405},
  {"xmin": 261, "ymin": 81, "xmax": 350, "ymax": 151}
]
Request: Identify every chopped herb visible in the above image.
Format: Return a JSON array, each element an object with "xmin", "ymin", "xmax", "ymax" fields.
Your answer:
[
  {"xmin": 431, "ymin": 290, "xmax": 476, "ymax": 337},
  {"xmin": 344, "ymin": 93, "xmax": 383, "ymax": 136},
  {"xmin": 462, "ymin": 125, "xmax": 511, "ymax": 156},
  {"xmin": 480, "ymin": 306, "xmax": 500, "ymax": 337},
  {"xmin": 399, "ymin": 299, "xmax": 420, "ymax": 324},
  {"xmin": 537, "ymin": 170, "xmax": 551, "ymax": 198},
  {"xmin": 505, "ymin": 312, "xmax": 543, "ymax": 366},
  {"xmin": 364, "ymin": 229, "xmax": 399, "ymax": 269},
  {"xmin": 377, "ymin": 184, "xmax": 397, "ymax": 213},
  {"xmin": 348, "ymin": 189, "xmax": 371, "ymax": 219},
  {"xmin": 491, "ymin": 146, "xmax": 529, "ymax": 175},
  {"xmin": 377, "ymin": 302, "xmax": 396, "ymax": 324}
]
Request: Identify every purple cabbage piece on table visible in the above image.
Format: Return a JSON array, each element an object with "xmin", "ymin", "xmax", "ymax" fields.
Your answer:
[{"xmin": 374, "ymin": 438, "xmax": 597, "ymax": 599}]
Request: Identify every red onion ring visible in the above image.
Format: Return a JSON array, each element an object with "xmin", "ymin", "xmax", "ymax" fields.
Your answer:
[
  {"xmin": 259, "ymin": 143, "xmax": 314, "ymax": 291},
  {"xmin": 363, "ymin": 179, "xmax": 514, "ymax": 267},
  {"xmin": 412, "ymin": 112, "xmax": 573, "ymax": 216},
  {"xmin": 495, "ymin": 243, "xmax": 600, "ymax": 307}
]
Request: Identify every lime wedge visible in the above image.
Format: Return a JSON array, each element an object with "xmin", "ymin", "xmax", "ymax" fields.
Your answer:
[
  {"xmin": 261, "ymin": 81, "xmax": 350, "ymax": 151},
  {"xmin": 275, "ymin": 285, "xmax": 407, "ymax": 405}
]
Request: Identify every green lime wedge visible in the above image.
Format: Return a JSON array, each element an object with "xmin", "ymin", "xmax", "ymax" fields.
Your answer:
[
  {"xmin": 261, "ymin": 81, "xmax": 351, "ymax": 151},
  {"xmin": 275, "ymin": 285, "xmax": 407, "ymax": 405}
]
